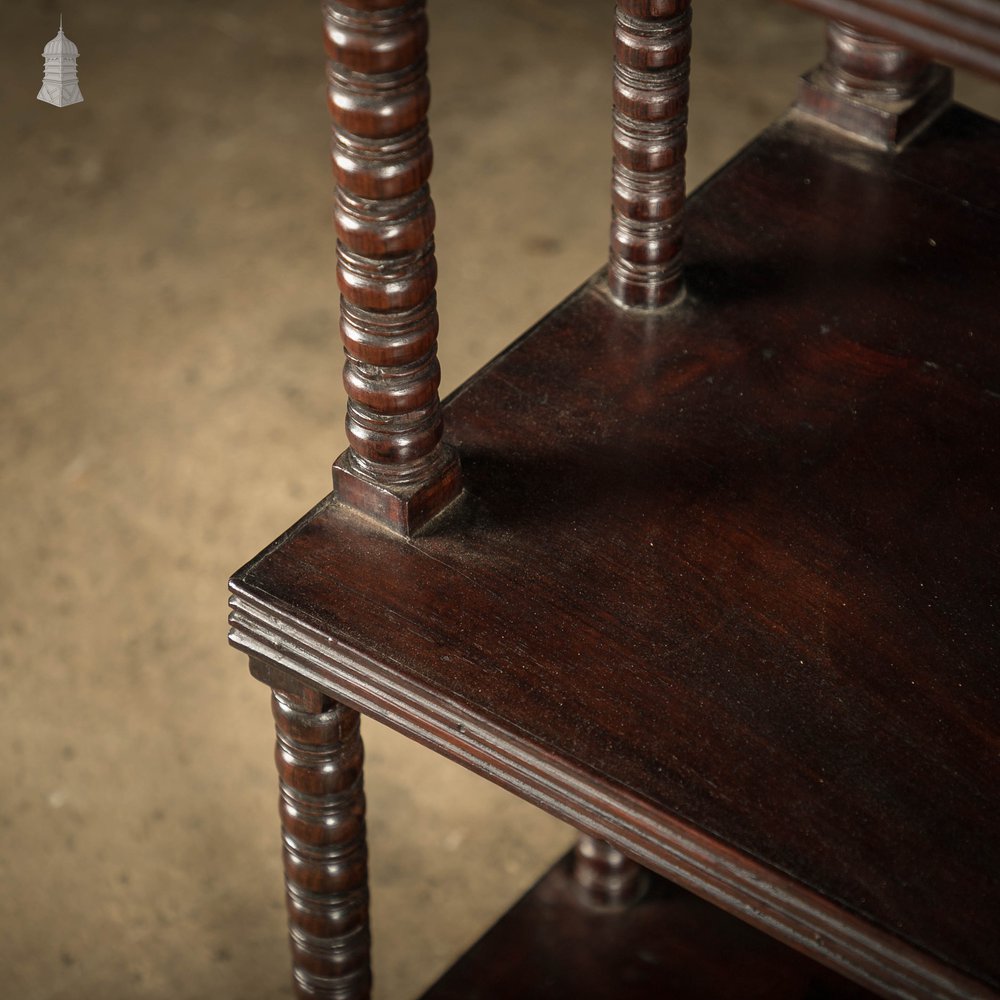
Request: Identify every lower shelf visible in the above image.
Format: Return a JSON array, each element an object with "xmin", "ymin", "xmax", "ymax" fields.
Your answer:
[{"xmin": 419, "ymin": 852, "xmax": 876, "ymax": 1000}]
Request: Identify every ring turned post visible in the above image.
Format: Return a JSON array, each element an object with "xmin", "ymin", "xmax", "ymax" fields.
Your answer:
[
  {"xmin": 796, "ymin": 20, "xmax": 953, "ymax": 148},
  {"xmin": 272, "ymin": 685, "xmax": 371, "ymax": 1000},
  {"xmin": 325, "ymin": 0, "xmax": 461, "ymax": 534},
  {"xmin": 572, "ymin": 835, "xmax": 647, "ymax": 908},
  {"xmin": 609, "ymin": 0, "xmax": 692, "ymax": 309}
]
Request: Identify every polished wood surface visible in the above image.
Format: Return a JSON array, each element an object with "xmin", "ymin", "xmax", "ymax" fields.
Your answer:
[
  {"xmin": 325, "ymin": 0, "xmax": 460, "ymax": 534},
  {"xmin": 231, "ymin": 105, "xmax": 1000, "ymax": 999},
  {"xmin": 420, "ymin": 851, "xmax": 877, "ymax": 1000}
]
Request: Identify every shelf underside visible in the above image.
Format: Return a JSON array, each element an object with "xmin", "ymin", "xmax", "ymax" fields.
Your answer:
[{"xmin": 420, "ymin": 852, "xmax": 876, "ymax": 1000}]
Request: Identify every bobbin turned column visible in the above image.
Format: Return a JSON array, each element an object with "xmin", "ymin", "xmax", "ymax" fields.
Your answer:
[
  {"xmin": 272, "ymin": 684, "xmax": 371, "ymax": 1000},
  {"xmin": 572, "ymin": 835, "xmax": 648, "ymax": 908},
  {"xmin": 609, "ymin": 0, "xmax": 692, "ymax": 310},
  {"xmin": 796, "ymin": 21, "xmax": 953, "ymax": 149},
  {"xmin": 325, "ymin": 0, "xmax": 460, "ymax": 535}
]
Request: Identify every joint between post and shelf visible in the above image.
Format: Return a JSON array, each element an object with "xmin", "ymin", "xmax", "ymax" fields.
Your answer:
[
  {"xmin": 332, "ymin": 444, "xmax": 462, "ymax": 536},
  {"xmin": 794, "ymin": 20, "xmax": 954, "ymax": 150}
]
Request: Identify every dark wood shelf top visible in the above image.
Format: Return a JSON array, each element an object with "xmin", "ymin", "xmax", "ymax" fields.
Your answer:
[
  {"xmin": 231, "ymin": 106, "xmax": 1000, "ymax": 999},
  {"xmin": 420, "ymin": 851, "xmax": 877, "ymax": 1000}
]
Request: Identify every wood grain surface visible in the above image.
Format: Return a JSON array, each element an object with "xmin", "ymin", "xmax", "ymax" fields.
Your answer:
[
  {"xmin": 420, "ymin": 851, "xmax": 878, "ymax": 1000},
  {"xmin": 232, "ymin": 106, "xmax": 1000, "ymax": 999}
]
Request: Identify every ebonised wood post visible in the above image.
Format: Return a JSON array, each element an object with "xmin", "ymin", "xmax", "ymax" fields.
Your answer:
[
  {"xmin": 796, "ymin": 20, "xmax": 953, "ymax": 148},
  {"xmin": 572, "ymin": 835, "xmax": 647, "ymax": 908},
  {"xmin": 822, "ymin": 20, "xmax": 931, "ymax": 97},
  {"xmin": 609, "ymin": 0, "xmax": 692, "ymax": 309},
  {"xmin": 273, "ymin": 687, "xmax": 371, "ymax": 1000},
  {"xmin": 325, "ymin": 0, "xmax": 461, "ymax": 535}
]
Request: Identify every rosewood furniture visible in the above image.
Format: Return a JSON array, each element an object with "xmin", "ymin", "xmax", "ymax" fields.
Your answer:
[{"xmin": 229, "ymin": 1, "xmax": 1000, "ymax": 997}]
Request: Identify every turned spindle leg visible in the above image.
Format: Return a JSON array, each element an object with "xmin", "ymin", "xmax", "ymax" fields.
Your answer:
[
  {"xmin": 272, "ymin": 687, "xmax": 371, "ymax": 1000},
  {"xmin": 325, "ymin": 0, "xmax": 460, "ymax": 535},
  {"xmin": 572, "ymin": 835, "xmax": 648, "ymax": 908},
  {"xmin": 796, "ymin": 21, "xmax": 952, "ymax": 149},
  {"xmin": 609, "ymin": 0, "xmax": 692, "ymax": 310}
]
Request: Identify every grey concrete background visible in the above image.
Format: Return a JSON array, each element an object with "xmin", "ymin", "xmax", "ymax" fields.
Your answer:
[{"xmin": 1, "ymin": 2, "xmax": 997, "ymax": 998}]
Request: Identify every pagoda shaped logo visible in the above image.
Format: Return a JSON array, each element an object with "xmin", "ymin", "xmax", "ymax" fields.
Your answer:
[{"xmin": 38, "ymin": 17, "xmax": 84, "ymax": 108}]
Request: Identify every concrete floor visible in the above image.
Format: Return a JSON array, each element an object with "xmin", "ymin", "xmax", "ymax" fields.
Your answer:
[{"xmin": 1, "ymin": 2, "xmax": 997, "ymax": 998}]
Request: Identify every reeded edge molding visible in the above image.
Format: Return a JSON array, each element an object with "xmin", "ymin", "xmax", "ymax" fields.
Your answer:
[{"xmin": 228, "ymin": 561, "xmax": 993, "ymax": 1000}]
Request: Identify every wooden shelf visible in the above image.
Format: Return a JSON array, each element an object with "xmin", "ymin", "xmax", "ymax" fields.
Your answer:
[
  {"xmin": 231, "ymin": 105, "xmax": 1000, "ymax": 999},
  {"xmin": 420, "ymin": 851, "xmax": 876, "ymax": 1000}
]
